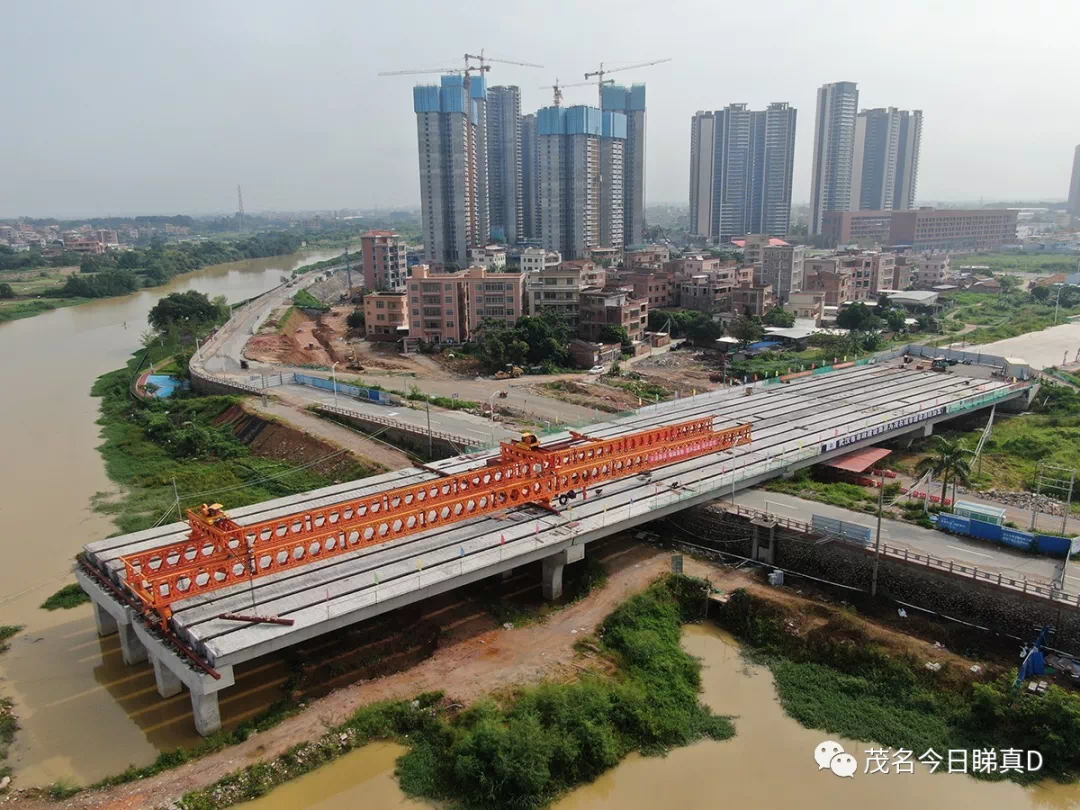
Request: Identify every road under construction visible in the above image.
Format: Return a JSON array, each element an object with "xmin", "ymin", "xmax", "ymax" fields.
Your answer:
[{"xmin": 77, "ymin": 360, "xmax": 1036, "ymax": 735}]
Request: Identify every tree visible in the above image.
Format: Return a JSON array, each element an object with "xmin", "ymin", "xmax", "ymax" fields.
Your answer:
[
  {"xmin": 597, "ymin": 324, "xmax": 630, "ymax": 347},
  {"xmin": 684, "ymin": 316, "xmax": 725, "ymax": 345},
  {"xmin": 0, "ymin": 282, "xmax": 13, "ymax": 299},
  {"xmin": 885, "ymin": 308, "xmax": 907, "ymax": 333},
  {"xmin": 836, "ymin": 302, "xmax": 881, "ymax": 332},
  {"xmin": 148, "ymin": 290, "xmax": 219, "ymax": 333},
  {"xmin": 347, "ymin": 308, "xmax": 365, "ymax": 329},
  {"xmin": 1031, "ymin": 285, "xmax": 1051, "ymax": 301},
  {"xmin": 915, "ymin": 436, "xmax": 972, "ymax": 504},
  {"xmin": 763, "ymin": 305, "xmax": 795, "ymax": 328},
  {"xmin": 727, "ymin": 316, "xmax": 764, "ymax": 346},
  {"xmin": 998, "ymin": 274, "xmax": 1019, "ymax": 293}
]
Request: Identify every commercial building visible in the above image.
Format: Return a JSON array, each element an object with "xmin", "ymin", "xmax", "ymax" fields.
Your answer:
[
  {"xmin": 821, "ymin": 209, "xmax": 893, "ymax": 247},
  {"xmin": 759, "ymin": 244, "xmax": 805, "ymax": 303},
  {"xmin": 688, "ymin": 102, "xmax": 797, "ymax": 242},
  {"xmin": 520, "ymin": 247, "xmax": 561, "ymax": 275},
  {"xmin": 360, "ymin": 230, "xmax": 408, "ymax": 290},
  {"xmin": 363, "ymin": 291, "xmax": 408, "ymax": 342},
  {"xmin": 413, "ymin": 74, "xmax": 489, "ymax": 267},
  {"xmin": 578, "ymin": 286, "xmax": 649, "ymax": 344},
  {"xmin": 809, "ymin": 81, "xmax": 859, "ymax": 235},
  {"xmin": 487, "ymin": 86, "xmax": 523, "ymax": 245},
  {"xmin": 889, "ymin": 208, "xmax": 1018, "ymax": 251},
  {"xmin": 602, "ymin": 84, "xmax": 646, "ymax": 246},
  {"xmin": 521, "ymin": 113, "xmax": 540, "ymax": 240},
  {"xmin": 1068, "ymin": 144, "xmax": 1080, "ymax": 217},
  {"xmin": 851, "ymin": 107, "xmax": 922, "ymax": 212},
  {"xmin": 537, "ymin": 105, "xmax": 626, "ymax": 260}
]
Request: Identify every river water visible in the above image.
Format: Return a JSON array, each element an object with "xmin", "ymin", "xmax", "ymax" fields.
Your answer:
[
  {"xmin": 235, "ymin": 624, "xmax": 1080, "ymax": 810},
  {"xmin": 0, "ymin": 249, "xmax": 339, "ymax": 786}
]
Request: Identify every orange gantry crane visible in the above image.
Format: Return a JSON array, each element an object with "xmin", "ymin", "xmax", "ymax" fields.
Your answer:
[{"xmin": 121, "ymin": 417, "xmax": 751, "ymax": 626}]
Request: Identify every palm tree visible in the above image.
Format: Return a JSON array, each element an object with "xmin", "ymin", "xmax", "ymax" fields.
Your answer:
[{"xmin": 915, "ymin": 436, "xmax": 972, "ymax": 505}]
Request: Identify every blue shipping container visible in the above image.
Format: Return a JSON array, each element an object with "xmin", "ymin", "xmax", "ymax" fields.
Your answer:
[
  {"xmin": 1035, "ymin": 534, "xmax": 1074, "ymax": 558},
  {"xmin": 1000, "ymin": 528, "xmax": 1035, "ymax": 551},
  {"xmin": 935, "ymin": 513, "xmax": 971, "ymax": 535},
  {"xmin": 968, "ymin": 519, "xmax": 1003, "ymax": 543}
]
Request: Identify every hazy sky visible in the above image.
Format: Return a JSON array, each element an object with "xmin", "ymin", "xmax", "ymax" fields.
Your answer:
[{"xmin": 3, "ymin": 0, "xmax": 1078, "ymax": 218}]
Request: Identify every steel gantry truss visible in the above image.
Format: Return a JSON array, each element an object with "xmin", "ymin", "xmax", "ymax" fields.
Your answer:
[{"xmin": 121, "ymin": 418, "xmax": 752, "ymax": 626}]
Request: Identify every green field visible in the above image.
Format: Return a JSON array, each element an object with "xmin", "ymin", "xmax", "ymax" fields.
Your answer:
[{"xmin": 950, "ymin": 253, "xmax": 1080, "ymax": 275}]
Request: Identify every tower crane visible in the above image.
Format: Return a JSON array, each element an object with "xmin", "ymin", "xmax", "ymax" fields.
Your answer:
[
  {"xmin": 583, "ymin": 58, "xmax": 672, "ymax": 107},
  {"xmin": 538, "ymin": 78, "xmax": 597, "ymax": 107}
]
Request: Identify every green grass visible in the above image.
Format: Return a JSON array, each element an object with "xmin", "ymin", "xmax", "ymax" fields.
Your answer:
[
  {"xmin": 0, "ymin": 628, "xmax": 22, "ymax": 778},
  {"xmin": 0, "ymin": 297, "xmax": 88, "ymax": 322},
  {"xmin": 174, "ymin": 575, "xmax": 733, "ymax": 810},
  {"xmin": 292, "ymin": 288, "xmax": 329, "ymax": 312},
  {"xmin": 763, "ymin": 469, "xmax": 882, "ymax": 512},
  {"xmin": 92, "ymin": 353, "xmax": 381, "ymax": 535},
  {"xmin": 602, "ymin": 376, "xmax": 671, "ymax": 402},
  {"xmin": 0, "ymin": 626, "xmax": 21, "ymax": 655},
  {"xmin": 720, "ymin": 589, "xmax": 1080, "ymax": 784},
  {"xmin": 40, "ymin": 584, "xmax": 91, "ymax": 611},
  {"xmin": 950, "ymin": 253, "xmax": 1080, "ymax": 275}
]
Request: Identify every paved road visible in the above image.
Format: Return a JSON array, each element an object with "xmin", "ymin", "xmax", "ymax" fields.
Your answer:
[
  {"xmin": 734, "ymin": 489, "xmax": 1063, "ymax": 585},
  {"xmin": 950, "ymin": 317, "xmax": 1080, "ymax": 371}
]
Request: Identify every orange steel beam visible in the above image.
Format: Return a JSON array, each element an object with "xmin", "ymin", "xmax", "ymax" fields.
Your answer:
[{"xmin": 122, "ymin": 417, "xmax": 751, "ymax": 625}]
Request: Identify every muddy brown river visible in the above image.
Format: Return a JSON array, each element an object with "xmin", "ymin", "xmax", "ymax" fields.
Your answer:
[
  {"xmin": 0, "ymin": 249, "xmax": 339, "ymax": 786},
  {"xmin": 236, "ymin": 625, "xmax": 1080, "ymax": 810}
]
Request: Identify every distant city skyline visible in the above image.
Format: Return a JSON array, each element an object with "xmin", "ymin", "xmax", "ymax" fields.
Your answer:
[{"xmin": 2, "ymin": 1, "xmax": 1078, "ymax": 217}]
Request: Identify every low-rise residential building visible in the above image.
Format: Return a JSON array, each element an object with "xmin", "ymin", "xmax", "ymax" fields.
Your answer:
[
  {"xmin": 914, "ymin": 253, "xmax": 952, "ymax": 287},
  {"xmin": 520, "ymin": 247, "xmax": 561, "ymax": 275},
  {"xmin": 469, "ymin": 245, "xmax": 507, "ymax": 270},
  {"xmin": 624, "ymin": 245, "xmax": 670, "ymax": 270},
  {"xmin": 618, "ymin": 270, "xmax": 676, "ymax": 308},
  {"xmin": 65, "ymin": 238, "xmax": 105, "ymax": 255},
  {"xmin": 527, "ymin": 263, "xmax": 585, "ymax": 327},
  {"xmin": 586, "ymin": 246, "xmax": 622, "ymax": 267},
  {"xmin": 663, "ymin": 254, "xmax": 733, "ymax": 280},
  {"xmin": 804, "ymin": 260, "xmax": 856, "ymax": 306},
  {"xmin": 361, "ymin": 230, "xmax": 408, "ymax": 290},
  {"xmin": 892, "ymin": 254, "xmax": 916, "ymax": 290},
  {"xmin": 759, "ymin": 244, "xmax": 805, "ymax": 303},
  {"xmin": 569, "ymin": 338, "xmax": 622, "ymax": 369},
  {"xmin": 407, "ymin": 265, "xmax": 468, "ymax": 345},
  {"xmin": 363, "ymin": 291, "xmax": 408, "ymax": 342},
  {"xmin": 788, "ymin": 291, "xmax": 826, "ymax": 325},
  {"xmin": 464, "ymin": 266, "xmax": 525, "ymax": 331},
  {"xmin": 731, "ymin": 282, "xmax": 774, "ymax": 318},
  {"xmin": 578, "ymin": 286, "xmax": 649, "ymax": 344},
  {"xmin": 679, "ymin": 272, "xmax": 734, "ymax": 312},
  {"xmin": 563, "ymin": 259, "xmax": 606, "ymax": 289}
]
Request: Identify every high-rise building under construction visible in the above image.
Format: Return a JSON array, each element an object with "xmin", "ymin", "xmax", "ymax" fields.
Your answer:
[{"xmin": 601, "ymin": 84, "xmax": 646, "ymax": 246}]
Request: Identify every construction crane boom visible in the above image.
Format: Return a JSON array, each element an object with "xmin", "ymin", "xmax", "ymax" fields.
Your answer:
[
  {"xmin": 583, "ymin": 58, "xmax": 672, "ymax": 106},
  {"xmin": 121, "ymin": 418, "xmax": 751, "ymax": 627},
  {"xmin": 377, "ymin": 67, "xmax": 460, "ymax": 76},
  {"xmin": 538, "ymin": 78, "xmax": 594, "ymax": 107}
]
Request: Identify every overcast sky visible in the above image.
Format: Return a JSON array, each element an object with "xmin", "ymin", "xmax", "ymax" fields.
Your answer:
[{"xmin": 3, "ymin": 0, "xmax": 1078, "ymax": 218}]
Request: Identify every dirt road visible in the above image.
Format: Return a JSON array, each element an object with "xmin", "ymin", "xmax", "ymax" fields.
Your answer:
[{"xmin": 10, "ymin": 543, "xmax": 744, "ymax": 810}]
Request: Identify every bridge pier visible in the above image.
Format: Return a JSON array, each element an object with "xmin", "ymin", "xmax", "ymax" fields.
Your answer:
[
  {"xmin": 153, "ymin": 658, "xmax": 183, "ymax": 698},
  {"xmin": 118, "ymin": 617, "xmax": 148, "ymax": 666},
  {"xmin": 191, "ymin": 691, "xmax": 222, "ymax": 737},
  {"xmin": 543, "ymin": 545, "xmax": 585, "ymax": 600},
  {"xmin": 92, "ymin": 602, "xmax": 117, "ymax": 638}
]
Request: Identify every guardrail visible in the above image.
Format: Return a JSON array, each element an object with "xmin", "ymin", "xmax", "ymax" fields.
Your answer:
[
  {"xmin": 726, "ymin": 504, "xmax": 1080, "ymax": 608},
  {"xmin": 314, "ymin": 403, "xmax": 486, "ymax": 450}
]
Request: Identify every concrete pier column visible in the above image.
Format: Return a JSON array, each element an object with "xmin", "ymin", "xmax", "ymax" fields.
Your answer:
[
  {"xmin": 191, "ymin": 690, "xmax": 222, "ymax": 737},
  {"xmin": 118, "ymin": 622, "xmax": 148, "ymax": 666},
  {"xmin": 542, "ymin": 556, "xmax": 565, "ymax": 600},
  {"xmin": 920, "ymin": 422, "xmax": 934, "ymax": 438},
  {"xmin": 152, "ymin": 658, "xmax": 183, "ymax": 698},
  {"xmin": 93, "ymin": 602, "xmax": 118, "ymax": 637},
  {"xmin": 542, "ymin": 545, "xmax": 585, "ymax": 601},
  {"xmin": 501, "ymin": 568, "xmax": 514, "ymax": 581}
]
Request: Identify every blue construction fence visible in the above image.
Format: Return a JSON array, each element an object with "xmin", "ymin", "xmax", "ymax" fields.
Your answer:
[
  {"xmin": 935, "ymin": 512, "xmax": 1075, "ymax": 557},
  {"xmin": 293, "ymin": 373, "xmax": 397, "ymax": 405},
  {"xmin": 812, "ymin": 514, "xmax": 873, "ymax": 546}
]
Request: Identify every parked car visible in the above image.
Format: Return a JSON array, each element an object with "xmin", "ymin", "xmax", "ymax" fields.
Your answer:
[{"xmin": 588, "ymin": 365, "xmax": 605, "ymax": 374}]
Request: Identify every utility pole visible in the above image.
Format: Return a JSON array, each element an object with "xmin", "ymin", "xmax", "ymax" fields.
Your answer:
[
  {"xmin": 344, "ymin": 247, "xmax": 353, "ymax": 299},
  {"xmin": 1031, "ymin": 462, "xmax": 1043, "ymax": 532},
  {"xmin": 871, "ymin": 468, "xmax": 886, "ymax": 597},
  {"xmin": 426, "ymin": 401, "xmax": 433, "ymax": 458},
  {"xmin": 237, "ymin": 185, "xmax": 245, "ymax": 233}
]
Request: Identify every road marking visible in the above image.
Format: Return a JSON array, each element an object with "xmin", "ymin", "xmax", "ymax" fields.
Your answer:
[
  {"xmin": 1065, "ymin": 575, "xmax": 1080, "ymax": 583},
  {"xmin": 947, "ymin": 544, "xmax": 993, "ymax": 559}
]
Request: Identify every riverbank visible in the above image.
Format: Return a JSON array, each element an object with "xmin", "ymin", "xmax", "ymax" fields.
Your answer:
[
  {"xmin": 4, "ymin": 546, "xmax": 738, "ymax": 809},
  {"xmin": 716, "ymin": 586, "xmax": 1080, "ymax": 784}
]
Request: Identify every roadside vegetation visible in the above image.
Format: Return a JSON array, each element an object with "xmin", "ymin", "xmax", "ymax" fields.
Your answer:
[
  {"xmin": 0, "ymin": 626, "xmax": 22, "ymax": 779},
  {"xmin": 949, "ymin": 252, "xmax": 1080, "ymax": 275},
  {"xmin": 172, "ymin": 575, "xmax": 732, "ymax": 810},
  {"xmin": 719, "ymin": 588, "xmax": 1080, "ymax": 784},
  {"xmin": 940, "ymin": 288, "xmax": 1080, "ymax": 346}
]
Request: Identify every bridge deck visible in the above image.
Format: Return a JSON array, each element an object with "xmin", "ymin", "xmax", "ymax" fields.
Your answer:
[{"xmin": 85, "ymin": 363, "xmax": 1026, "ymax": 669}]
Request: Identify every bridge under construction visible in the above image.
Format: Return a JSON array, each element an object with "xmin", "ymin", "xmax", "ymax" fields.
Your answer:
[{"xmin": 77, "ymin": 360, "xmax": 1034, "ymax": 735}]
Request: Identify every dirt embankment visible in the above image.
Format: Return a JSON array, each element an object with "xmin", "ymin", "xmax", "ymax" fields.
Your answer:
[
  {"xmin": 245, "ymin": 306, "xmax": 348, "ymax": 368},
  {"xmin": 214, "ymin": 403, "xmax": 385, "ymax": 479}
]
